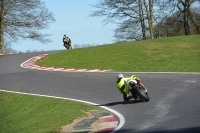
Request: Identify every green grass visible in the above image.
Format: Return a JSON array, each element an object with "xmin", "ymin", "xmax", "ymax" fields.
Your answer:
[
  {"xmin": 0, "ymin": 92, "xmax": 100, "ymax": 133},
  {"xmin": 36, "ymin": 35, "xmax": 200, "ymax": 72},
  {"xmin": 1, "ymin": 35, "xmax": 199, "ymax": 133}
]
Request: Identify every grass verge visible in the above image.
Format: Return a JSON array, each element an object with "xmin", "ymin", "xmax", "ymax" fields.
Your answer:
[
  {"xmin": 1, "ymin": 35, "xmax": 199, "ymax": 133},
  {"xmin": 36, "ymin": 35, "xmax": 200, "ymax": 72},
  {"xmin": 0, "ymin": 91, "xmax": 100, "ymax": 133}
]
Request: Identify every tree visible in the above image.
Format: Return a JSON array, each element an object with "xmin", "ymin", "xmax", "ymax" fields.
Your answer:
[
  {"xmin": 113, "ymin": 0, "xmax": 148, "ymax": 41},
  {"xmin": 0, "ymin": 0, "xmax": 55, "ymax": 53},
  {"xmin": 177, "ymin": 0, "xmax": 198, "ymax": 35},
  {"xmin": 156, "ymin": 0, "xmax": 199, "ymax": 37},
  {"xmin": 0, "ymin": 0, "xmax": 4, "ymax": 53},
  {"xmin": 177, "ymin": 0, "xmax": 191, "ymax": 35},
  {"xmin": 144, "ymin": 0, "xmax": 154, "ymax": 39},
  {"xmin": 90, "ymin": 0, "xmax": 156, "ymax": 42},
  {"xmin": 188, "ymin": 7, "xmax": 200, "ymax": 34},
  {"xmin": 154, "ymin": 11, "xmax": 185, "ymax": 37},
  {"xmin": 154, "ymin": 7, "xmax": 200, "ymax": 37}
]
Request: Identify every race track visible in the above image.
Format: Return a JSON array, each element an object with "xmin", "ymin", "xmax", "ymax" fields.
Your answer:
[{"xmin": 1, "ymin": 53, "xmax": 200, "ymax": 133}]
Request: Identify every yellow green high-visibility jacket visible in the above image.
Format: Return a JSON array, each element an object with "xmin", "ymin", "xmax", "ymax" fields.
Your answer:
[{"xmin": 116, "ymin": 75, "xmax": 140, "ymax": 101}]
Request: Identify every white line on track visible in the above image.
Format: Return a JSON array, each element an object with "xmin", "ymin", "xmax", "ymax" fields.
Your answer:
[
  {"xmin": 17, "ymin": 54, "xmax": 200, "ymax": 131},
  {"xmin": 0, "ymin": 89, "xmax": 125, "ymax": 133}
]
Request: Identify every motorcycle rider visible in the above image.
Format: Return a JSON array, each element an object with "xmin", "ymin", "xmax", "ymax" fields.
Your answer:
[
  {"xmin": 116, "ymin": 74, "xmax": 147, "ymax": 102},
  {"xmin": 63, "ymin": 34, "xmax": 72, "ymax": 49}
]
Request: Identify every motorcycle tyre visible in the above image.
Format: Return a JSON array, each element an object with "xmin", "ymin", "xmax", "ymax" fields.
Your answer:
[
  {"xmin": 132, "ymin": 85, "xmax": 150, "ymax": 102},
  {"xmin": 66, "ymin": 45, "xmax": 72, "ymax": 50}
]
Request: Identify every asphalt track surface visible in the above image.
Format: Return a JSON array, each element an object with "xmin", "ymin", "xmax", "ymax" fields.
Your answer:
[{"xmin": 1, "ymin": 52, "xmax": 200, "ymax": 133}]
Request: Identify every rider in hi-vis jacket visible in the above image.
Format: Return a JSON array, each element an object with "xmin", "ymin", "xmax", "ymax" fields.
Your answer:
[{"xmin": 116, "ymin": 74, "xmax": 146, "ymax": 101}]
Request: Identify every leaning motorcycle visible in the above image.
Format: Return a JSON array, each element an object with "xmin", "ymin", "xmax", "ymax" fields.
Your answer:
[
  {"xmin": 129, "ymin": 80, "xmax": 150, "ymax": 102},
  {"xmin": 64, "ymin": 40, "xmax": 72, "ymax": 49},
  {"xmin": 66, "ymin": 44, "xmax": 72, "ymax": 49}
]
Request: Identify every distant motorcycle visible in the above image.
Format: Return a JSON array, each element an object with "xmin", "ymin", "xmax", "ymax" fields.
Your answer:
[
  {"xmin": 66, "ymin": 44, "xmax": 72, "ymax": 49},
  {"xmin": 129, "ymin": 80, "xmax": 150, "ymax": 102},
  {"xmin": 64, "ymin": 40, "xmax": 72, "ymax": 49}
]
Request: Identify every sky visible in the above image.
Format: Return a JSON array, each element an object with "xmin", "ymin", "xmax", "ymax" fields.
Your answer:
[{"xmin": 12, "ymin": 0, "xmax": 117, "ymax": 52}]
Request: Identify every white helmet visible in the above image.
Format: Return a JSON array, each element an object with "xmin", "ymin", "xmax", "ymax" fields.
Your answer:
[{"xmin": 117, "ymin": 74, "xmax": 124, "ymax": 80}]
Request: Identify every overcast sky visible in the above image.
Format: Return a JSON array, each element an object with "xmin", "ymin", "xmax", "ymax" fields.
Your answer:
[{"xmin": 12, "ymin": 0, "xmax": 117, "ymax": 52}]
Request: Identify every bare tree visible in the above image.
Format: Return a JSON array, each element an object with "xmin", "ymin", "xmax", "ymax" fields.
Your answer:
[
  {"xmin": 0, "ymin": 0, "xmax": 55, "ymax": 53},
  {"xmin": 154, "ymin": 7, "xmax": 200, "ymax": 37},
  {"xmin": 90, "ymin": 0, "xmax": 156, "ymax": 42},
  {"xmin": 114, "ymin": 0, "xmax": 148, "ymax": 41},
  {"xmin": 0, "ymin": 0, "xmax": 4, "ymax": 53},
  {"xmin": 189, "ymin": 7, "xmax": 200, "ymax": 34},
  {"xmin": 155, "ymin": 11, "xmax": 185, "ymax": 37},
  {"xmin": 139, "ymin": 0, "xmax": 147, "ymax": 40},
  {"xmin": 155, "ymin": 0, "xmax": 199, "ymax": 36},
  {"xmin": 177, "ymin": 0, "xmax": 197, "ymax": 35},
  {"xmin": 143, "ymin": 0, "xmax": 154, "ymax": 39}
]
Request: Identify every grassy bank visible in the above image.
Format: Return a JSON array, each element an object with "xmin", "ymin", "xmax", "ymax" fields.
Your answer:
[
  {"xmin": 0, "ymin": 92, "xmax": 100, "ymax": 133},
  {"xmin": 36, "ymin": 35, "xmax": 200, "ymax": 72},
  {"xmin": 1, "ymin": 35, "xmax": 199, "ymax": 133}
]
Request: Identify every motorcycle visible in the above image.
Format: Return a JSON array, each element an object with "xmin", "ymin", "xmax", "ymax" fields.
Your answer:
[
  {"xmin": 64, "ymin": 40, "xmax": 72, "ymax": 50},
  {"xmin": 66, "ymin": 44, "xmax": 72, "ymax": 49},
  {"xmin": 129, "ymin": 80, "xmax": 150, "ymax": 102}
]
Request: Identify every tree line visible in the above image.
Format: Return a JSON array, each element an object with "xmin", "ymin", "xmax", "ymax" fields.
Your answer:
[
  {"xmin": 90, "ymin": 0, "xmax": 200, "ymax": 42},
  {"xmin": 1, "ymin": 0, "xmax": 200, "ymax": 53}
]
